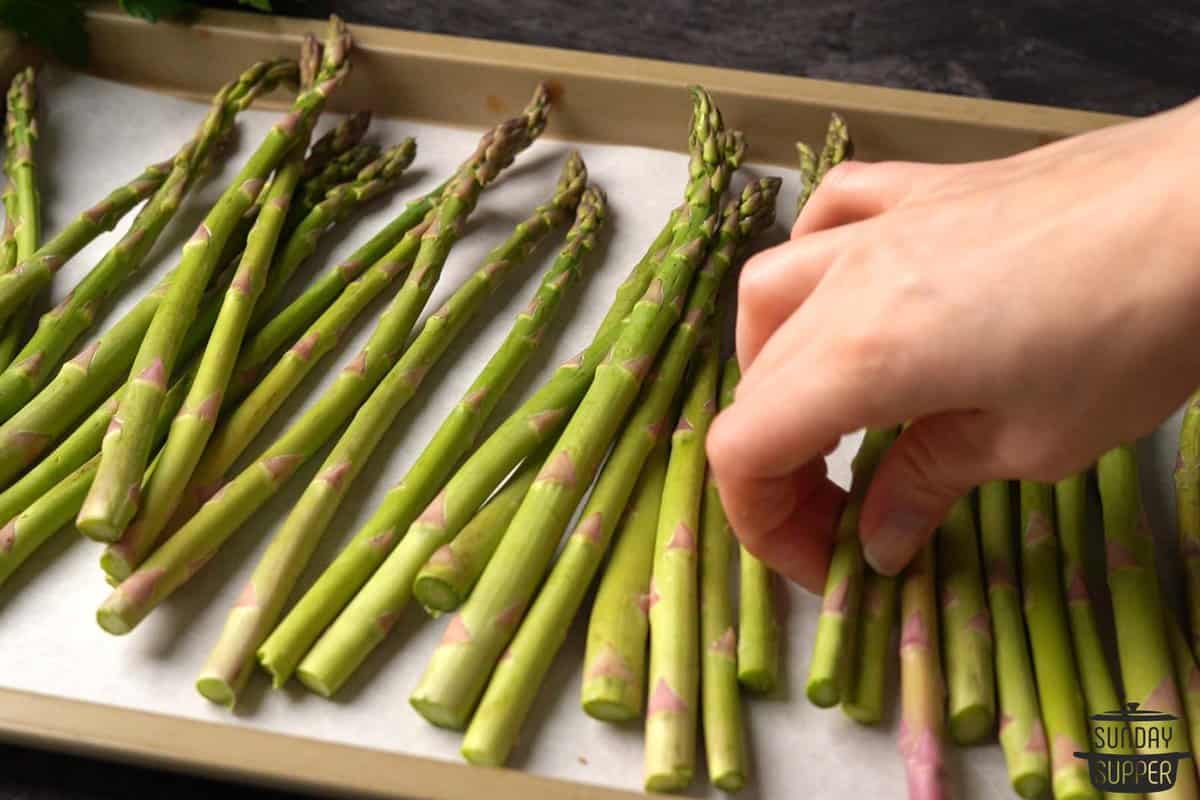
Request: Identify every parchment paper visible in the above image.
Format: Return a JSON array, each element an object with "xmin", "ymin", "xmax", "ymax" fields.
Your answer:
[{"xmin": 1, "ymin": 66, "xmax": 1172, "ymax": 800}]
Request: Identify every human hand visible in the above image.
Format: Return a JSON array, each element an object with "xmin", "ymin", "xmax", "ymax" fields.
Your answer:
[{"xmin": 707, "ymin": 98, "xmax": 1200, "ymax": 590}]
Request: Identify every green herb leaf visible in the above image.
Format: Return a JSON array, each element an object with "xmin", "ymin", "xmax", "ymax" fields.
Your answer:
[
  {"xmin": 0, "ymin": 0, "xmax": 88, "ymax": 66},
  {"xmin": 120, "ymin": 0, "xmax": 194, "ymax": 22},
  {"xmin": 238, "ymin": 0, "xmax": 273, "ymax": 10}
]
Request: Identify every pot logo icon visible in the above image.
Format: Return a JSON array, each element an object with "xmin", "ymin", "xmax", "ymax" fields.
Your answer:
[{"xmin": 1075, "ymin": 703, "xmax": 1192, "ymax": 793}]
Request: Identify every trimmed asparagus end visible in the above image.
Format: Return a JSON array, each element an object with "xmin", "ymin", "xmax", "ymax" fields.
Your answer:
[
  {"xmin": 1013, "ymin": 773, "xmax": 1052, "ymax": 800},
  {"xmin": 99, "ymin": 549, "xmax": 133, "ymax": 583},
  {"xmin": 806, "ymin": 677, "xmax": 839, "ymax": 708},
  {"xmin": 195, "ymin": 676, "xmax": 237, "ymax": 708},
  {"xmin": 582, "ymin": 694, "xmax": 640, "ymax": 723},
  {"xmin": 410, "ymin": 696, "xmax": 470, "ymax": 731},
  {"xmin": 842, "ymin": 702, "xmax": 883, "ymax": 725},
  {"xmin": 645, "ymin": 767, "xmax": 693, "ymax": 794},
  {"xmin": 77, "ymin": 516, "xmax": 124, "ymax": 543},
  {"xmin": 295, "ymin": 667, "xmax": 335, "ymax": 698},
  {"xmin": 96, "ymin": 607, "xmax": 132, "ymax": 636},
  {"xmin": 738, "ymin": 667, "xmax": 777, "ymax": 695},
  {"xmin": 460, "ymin": 744, "xmax": 504, "ymax": 768},
  {"xmin": 412, "ymin": 575, "xmax": 461, "ymax": 613},
  {"xmin": 949, "ymin": 704, "xmax": 994, "ymax": 745},
  {"xmin": 712, "ymin": 768, "xmax": 746, "ymax": 793}
]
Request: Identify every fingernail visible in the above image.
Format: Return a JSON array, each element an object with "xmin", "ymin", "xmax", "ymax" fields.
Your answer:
[{"xmin": 863, "ymin": 508, "xmax": 929, "ymax": 575}]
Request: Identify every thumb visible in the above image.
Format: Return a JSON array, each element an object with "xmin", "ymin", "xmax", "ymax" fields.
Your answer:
[{"xmin": 858, "ymin": 411, "xmax": 1005, "ymax": 575}]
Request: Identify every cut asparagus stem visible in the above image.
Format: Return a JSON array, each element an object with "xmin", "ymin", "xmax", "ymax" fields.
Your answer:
[
  {"xmin": 737, "ymin": 547, "xmax": 780, "ymax": 693},
  {"xmin": 1098, "ymin": 445, "xmax": 1197, "ymax": 799},
  {"xmin": 0, "ymin": 108, "xmax": 378, "ymax": 491},
  {"xmin": 409, "ymin": 89, "xmax": 731, "ymax": 731},
  {"xmin": 580, "ymin": 435, "xmax": 671, "ymax": 721},
  {"xmin": 641, "ymin": 346, "xmax": 719, "ymax": 791},
  {"xmin": 412, "ymin": 445, "xmax": 548, "ymax": 614},
  {"xmin": 698, "ymin": 356, "xmax": 747, "ymax": 792},
  {"xmin": 807, "ymin": 427, "xmax": 898, "ymax": 708},
  {"xmin": 898, "ymin": 543, "xmax": 951, "ymax": 800},
  {"xmin": 198, "ymin": 158, "xmax": 592, "ymax": 707},
  {"xmin": 842, "ymin": 569, "xmax": 898, "ymax": 724},
  {"xmin": 78, "ymin": 23, "xmax": 353, "ymax": 542},
  {"xmin": 0, "ymin": 68, "xmax": 41, "ymax": 373},
  {"xmin": 290, "ymin": 174, "xmax": 601, "ymax": 699},
  {"xmin": 0, "ymin": 59, "xmax": 298, "ymax": 422},
  {"xmin": 1177, "ymin": 390, "xmax": 1200, "ymax": 657},
  {"xmin": 979, "ymin": 480, "xmax": 1050, "ymax": 800},
  {"xmin": 1055, "ymin": 472, "xmax": 1135, "ymax": 778},
  {"xmin": 95, "ymin": 87, "xmax": 551, "ymax": 636},
  {"xmin": 1020, "ymin": 481, "xmax": 1099, "ymax": 800},
  {"xmin": 936, "ymin": 493, "xmax": 996, "ymax": 744}
]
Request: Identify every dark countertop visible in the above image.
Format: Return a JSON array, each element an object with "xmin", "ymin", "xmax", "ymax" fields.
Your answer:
[{"xmin": 3, "ymin": 2, "xmax": 1199, "ymax": 799}]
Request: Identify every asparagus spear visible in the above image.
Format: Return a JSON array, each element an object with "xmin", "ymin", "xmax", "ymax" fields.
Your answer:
[
  {"xmin": 806, "ymin": 427, "xmax": 898, "ymax": 708},
  {"xmin": 936, "ymin": 494, "xmax": 996, "ymax": 744},
  {"xmin": 95, "ymin": 88, "xmax": 550, "ymax": 635},
  {"xmin": 814, "ymin": 112, "xmax": 852, "ymax": 184},
  {"xmin": 78, "ymin": 22, "xmax": 353, "ymax": 542},
  {"xmin": 842, "ymin": 569, "xmax": 898, "ymax": 723},
  {"xmin": 412, "ymin": 446, "xmax": 547, "ymax": 613},
  {"xmin": 898, "ymin": 544, "xmax": 951, "ymax": 800},
  {"xmin": 460, "ymin": 291, "xmax": 747, "ymax": 761},
  {"xmin": 793, "ymin": 141, "xmax": 817, "ymax": 217},
  {"xmin": 296, "ymin": 142, "xmax": 378, "ymax": 217},
  {"xmin": 1098, "ymin": 446, "xmax": 1197, "ymax": 799},
  {"xmin": 697, "ymin": 357, "xmax": 747, "ymax": 791},
  {"xmin": 0, "ymin": 59, "xmax": 299, "ymax": 422},
  {"xmin": 979, "ymin": 480, "xmax": 1050, "ymax": 799},
  {"xmin": 303, "ymin": 111, "xmax": 371, "ymax": 179},
  {"xmin": 580, "ymin": 437, "xmax": 670, "ymax": 721},
  {"xmin": 1177, "ymin": 390, "xmax": 1200, "ymax": 656},
  {"xmin": 1020, "ymin": 481, "xmax": 1098, "ymax": 800},
  {"xmin": 642, "ymin": 345, "xmax": 720, "ymax": 791},
  {"xmin": 1167, "ymin": 611, "xmax": 1200, "ymax": 789},
  {"xmin": 1056, "ymin": 472, "xmax": 1135, "ymax": 779},
  {"xmin": 91, "ymin": 62, "xmax": 328, "ymax": 563},
  {"xmin": 199, "ymin": 160, "xmax": 592, "ymax": 707},
  {"xmin": 0, "ymin": 158, "xmax": 173, "ymax": 327},
  {"xmin": 0, "ymin": 68, "xmax": 41, "ymax": 372},
  {"xmin": 409, "ymin": 88, "xmax": 730, "ymax": 731},
  {"xmin": 290, "ymin": 181, "xmax": 602, "ymax": 699}
]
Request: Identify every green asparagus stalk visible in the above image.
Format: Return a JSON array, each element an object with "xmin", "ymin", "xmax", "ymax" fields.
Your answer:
[
  {"xmin": 412, "ymin": 446, "xmax": 547, "ymax": 614},
  {"xmin": 641, "ymin": 344, "xmax": 719, "ymax": 792},
  {"xmin": 1098, "ymin": 446, "xmax": 1196, "ymax": 799},
  {"xmin": 1020, "ymin": 481, "xmax": 1098, "ymax": 800},
  {"xmin": 0, "ymin": 68, "xmax": 41, "ymax": 372},
  {"xmin": 1056, "ymin": 472, "xmax": 1134, "ymax": 775},
  {"xmin": 814, "ymin": 112, "xmax": 852, "ymax": 185},
  {"xmin": 0, "ymin": 59, "xmax": 299, "ymax": 422},
  {"xmin": 806, "ymin": 427, "xmax": 898, "ymax": 708},
  {"xmin": 1167, "ymin": 612, "xmax": 1200, "ymax": 790},
  {"xmin": 0, "ymin": 105, "xmax": 381, "ymax": 494},
  {"xmin": 738, "ymin": 549, "xmax": 780, "ymax": 693},
  {"xmin": 936, "ymin": 493, "xmax": 996, "ymax": 744},
  {"xmin": 95, "ymin": 87, "xmax": 551, "ymax": 635},
  {"xmin": 254, "ymin": 139, "xmax": 416, "ymax": 321},
  {"xmin": 698, "ymin": 357, "xmax": 747, "ymax": 791},
  {"xmin": 257, "ymin": 188, "xmax": 678, "ymax": 687},
  {"xmin": 793, "ymin": 141, "xmax": 818, "ymax": 217},
  {"xmin": 898, "ymin": 544, "xmax": 951, "ymax": 800},
  {"xmin": 87, "ymin": 52, "xmax": 325, "ymax": 552},
  {"xmin": 979, "ymin": 480, "xmax": 1050, "ymax": 799},
  {"xmin": 0, "ymin": 158, "xmax": 173, "ymax": 326},
  {"xmin": 199, "ymin": 159, "xmax": 592, "ymax": 707},
  {"xmin": 409, "ymin": 88, "xmax": 731, "ymax": 731},
  {"xmin": 289, "ymin": 178, "xmax": 601, "ymax": 698},
  {"xmin": 579, "ymin": 437, "xmax": 671, "ymax": 721},
  {"xmin": 78, "ymin": 22, "xmax": 353, "ymax": 542},
  {"xmin": 1177, "ymin": 390, "xmax": 1200, "ymax": 657},
  {"xmin": 842, "ymin": 569, "xmax": 898, "ymax": 723},
  {"xmin": 296, "ymin": 142, "xmax": 379, "ymax": 218}
]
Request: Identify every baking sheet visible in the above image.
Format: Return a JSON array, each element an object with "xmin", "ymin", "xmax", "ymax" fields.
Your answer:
[{"xmin": 0, "ymin": 64, "xmax": 1168, "ymax": 800}]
